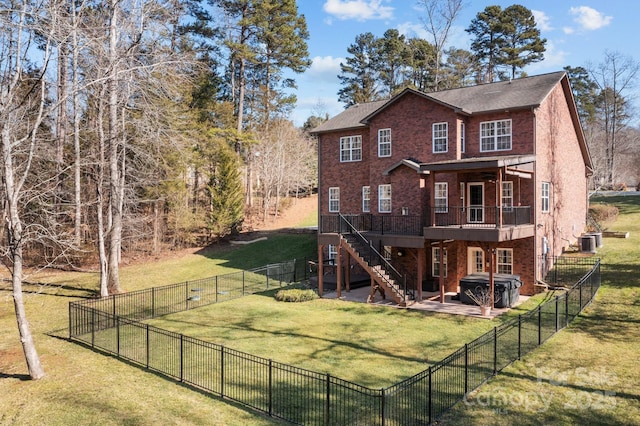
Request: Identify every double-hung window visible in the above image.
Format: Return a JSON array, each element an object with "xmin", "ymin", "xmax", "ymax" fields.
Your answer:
[
  {"xmin": 340, "ymin": 135, "xmax": 362, "ymax": 162},
  {"xmin": 435, "ymin": 182, "xmax": 448, "ymax": 213},
  {"xmin": 362, "ymin": 186, "xmax": 370, "ymax": 212},
  {"xmin": 328, "ymin": 187, "xmax": 339, "ymax": 212},
  {"xmin": 460, "ymin": 122, "xmax": 465, "ymax": 153},
  {"xmin": 433, "ymin": 122, "xmax": 448, "ymax": 153},
  {"xmin": 541, "ymin": 182, "xmax": 550, "ymax": 213},
  {"xmin": 432, "ymin": 247, "xmax": 447, "ymax": 277},
  {"xmin": 378, "ymin": 128, "xmax": 391, "ymax": 157},
  {"xmin": 379, "ymin": 184, "xmax": 391, "ymax": 213},
  {"xmin": 480, "ymin": 119, "xmax": 512, "ymax": 152},
  {"xmin": 496, "ymin": 249, "xmax": 513, "ymax": 274}
]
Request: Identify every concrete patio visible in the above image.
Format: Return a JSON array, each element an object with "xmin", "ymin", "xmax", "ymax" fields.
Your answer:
[{"xmin": 322, "ymin": 285, "xmax": 529, "ymax": 319}]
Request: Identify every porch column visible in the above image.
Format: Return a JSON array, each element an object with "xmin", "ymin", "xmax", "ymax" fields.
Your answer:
[
  {"xmin": 417, "ymin": 247, "xmax": 426, "ymax": 301},
  {"xmin": 336, "ymin": 239, "xmax": 343, "ymax": 298},
  {"xmin": 497, "ymin": 168, "xmax": 504, "ymax": 227},
  {"xmin": 429, "ymin": 172, "xmax": 436, "ymax": 226},
  {"xmin": 345, "ymin": 250, "xmax": 351, "ymax": 292},
  {"xmin": 487, "ymin": 246, "xmax": 496, "ymax": 310},
  {"xmin": 318, "ymin": 244, "xmax": 324, "ymax": 297},
  {"xmin": 439, "ymin": 240, "xmax": 445, "ymax": 303}
]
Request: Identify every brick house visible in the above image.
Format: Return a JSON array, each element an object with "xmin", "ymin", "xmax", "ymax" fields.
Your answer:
[{"xmin": 311, "ymin": 71, "xmax": 593, "ymax": 306}]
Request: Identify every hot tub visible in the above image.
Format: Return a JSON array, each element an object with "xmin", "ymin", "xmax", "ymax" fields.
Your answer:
[{"xmin": 459, "ymin": 273, "xmax": 522, "ymax": 308}]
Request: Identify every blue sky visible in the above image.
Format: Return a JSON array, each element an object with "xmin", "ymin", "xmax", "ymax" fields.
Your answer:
[{"xmin": 288, "ymin": 0, "xmax": 636, "ymax": 126}]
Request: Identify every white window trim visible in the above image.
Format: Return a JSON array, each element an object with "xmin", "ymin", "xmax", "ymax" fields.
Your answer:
[
  {"xmin": 432, "ymin": 122, "xmax": 448, "ymax": 153},
  {"xmin": 378, "ymin": 128, "xmax": 391, "ymax": 157},
  {"xmin": 328, "ymin": 187, "xmax": 339, "ymax": 213},
  {"xmin": 480, "ymin": 119, "xmax": 512, "ymax": 152},
  {"xmin": 379, "ymin": 184, "xmax": 392, "ymax": 213},
  {"xmin": 541, "ymin": 182, "xmax": 550, "ymax": 213},
  {"xmin": 432, "ymin": 247, "xmax": 448, "ymax": 277},
  {"xmin": 328, "ymin": 245, "xmax": 337, "ymax": 262},
  {"xmin": 435, "ymin": 182, "xmax": 448, "ymax": 213},
  {"xmin": 340, "ymin": 135, "xmax": 362, "ymax": 162},
  {"xmin": 496, "ymin": 248, "xmax": 513, "ymax": 275},
  {"xmin": 362, "ymin": 186, "xmax": 370, "ymax": 213}
]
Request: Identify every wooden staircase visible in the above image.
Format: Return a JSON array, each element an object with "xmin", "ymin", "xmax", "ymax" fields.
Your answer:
[{"xmin": 340, "ymin": 232, "xmax": 412, "ymax": 307}]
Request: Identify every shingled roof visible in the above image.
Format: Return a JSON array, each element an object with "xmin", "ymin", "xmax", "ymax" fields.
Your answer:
[{"xmin": 311, "ymin": 71, "xmax": 567, "ymax": 133}]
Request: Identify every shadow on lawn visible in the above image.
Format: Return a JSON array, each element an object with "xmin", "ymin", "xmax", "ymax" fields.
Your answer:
[{"xmin": 193, "ymin": 230, "xmax": 317, "ymax": 271}]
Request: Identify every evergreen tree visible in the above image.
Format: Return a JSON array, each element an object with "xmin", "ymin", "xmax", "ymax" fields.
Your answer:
[
  {"xmin": 564, "ymin": 65, "xmax": 598, "ymax": 126},
  {"xmin": 500, "ymin": 4, "xmax": 546, "ymax": 79},
  {"xmin": 206, "ymin": 139, "xmax": 244, "ymax": 238},
  {"xmin": 466, "ymin": 5, "xmax": 506, "ymax": 82},
  {"xmin": 405, "ymin": 37, "xmax": 437, "ymax": 92},
  {"xmin": 337, "ymin": 32, "xmax": 382, "ymax": 107},
  {"xmin": 376, "ymin": 29, "xmax": 410, "ymax": 96}
]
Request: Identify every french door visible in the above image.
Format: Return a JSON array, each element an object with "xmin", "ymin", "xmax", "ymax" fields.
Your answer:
[{"xmin": 467, "ymin": 183, "xmax": 484, "ymax": 223}]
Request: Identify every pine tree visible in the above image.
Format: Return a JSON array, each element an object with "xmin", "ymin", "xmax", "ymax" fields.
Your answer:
[
  {"xmin": 337, "ymin": 32, "xmax": 383, "ymax": 107},
  {"xmin": 206, "ymin": 140, "xmax": 244, "ymax": 238},
  {"xmin": 500, "ymin": 4, "xmax": 546, "ymax": 79},
  {"xmin": 466, "ymin": 5, "xmax": 506, "ymax": 82}
]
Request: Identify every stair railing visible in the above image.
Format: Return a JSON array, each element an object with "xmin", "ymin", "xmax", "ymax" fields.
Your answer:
[{"xmin": 339, "ymin": 214, "xmax": 408, "ymax": 303}]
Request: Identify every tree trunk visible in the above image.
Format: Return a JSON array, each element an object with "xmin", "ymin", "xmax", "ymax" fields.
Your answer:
[{"xmin": 2, "ymin": 131, "xmax": 45, "ymax": 380}]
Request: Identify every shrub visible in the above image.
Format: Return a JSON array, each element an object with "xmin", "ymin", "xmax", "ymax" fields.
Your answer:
[
  {"xmin": 274, "ymin": 289, "xmax": 318, "ymax": 302},
  {"xmin": 588, "ymin": 204, "xmax": 619, "ymax": 231}
]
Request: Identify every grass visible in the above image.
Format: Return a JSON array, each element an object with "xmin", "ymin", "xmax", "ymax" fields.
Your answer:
[
  {"xmin": 0, "ymin": 232, "xmax": 316, "ymax": 426},
  {"xmin": 438, "ymin": 195, "xmax": 640, "ymax": 425},
  {"xmin": 148, "ymin": 293, "xmax": 497, "ymax": 388}
]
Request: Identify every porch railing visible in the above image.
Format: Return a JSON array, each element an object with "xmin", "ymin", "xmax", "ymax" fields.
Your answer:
[{"xmin": 320, "ymin": 206, "xmax": 532, "ymax": 236}]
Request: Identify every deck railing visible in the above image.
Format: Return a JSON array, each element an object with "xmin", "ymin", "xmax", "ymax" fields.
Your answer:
[{"xmin": 320, "ymin": 206, "xmax": 532, "ymax": 236}]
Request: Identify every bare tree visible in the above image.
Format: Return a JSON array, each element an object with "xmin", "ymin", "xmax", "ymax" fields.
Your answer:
[
  {"xmin": 0, "ymin": 0, "xmax": 62, "ymax": 380},
  {"xmin": 417, "ymin": 0, "xmax": 464, "ymax": 91},
  {"xmin": 588, "ymin": 51, "xmax": 639, "ymax": 187}
]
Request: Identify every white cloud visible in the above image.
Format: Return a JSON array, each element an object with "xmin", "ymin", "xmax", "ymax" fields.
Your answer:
[
  {"xmin": 397, "ymin": 21, "xmax": 427, "ymax": 39},
  {"xmin": 308, "ymin": 56, "xmax": 344, "ymax": 80},
  {"xmin": 563, "ymin": 26, "xmax": 575, "ymax": 35},
  {"xmin": 323, "ymin": 0, "xmax": 394, "ymax": 21},
  {"xmin": 532, "ymin": 10, "xmax": 552, "ymax": 32},
  {"xmin": 569, "ymin": 6, "xmax": 612, "ymax": 31}
]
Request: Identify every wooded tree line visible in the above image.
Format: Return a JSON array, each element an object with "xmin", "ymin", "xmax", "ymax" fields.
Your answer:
[
  {"xmin": 336, "ymin": 2, "xmax": 639, "ymax": 190},
  {"xmin": 1, "ymin": 0, "xmax": 314, "ymax": 379}
]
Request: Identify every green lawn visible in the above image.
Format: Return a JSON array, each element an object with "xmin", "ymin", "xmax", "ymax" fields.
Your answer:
[
  {"xmin": 148, "ymin": 293, "xmax": 498, "ymax": 388},
  {"xmin": 439, "ymin": 195, "xmax": 640, "ymax": 425}
]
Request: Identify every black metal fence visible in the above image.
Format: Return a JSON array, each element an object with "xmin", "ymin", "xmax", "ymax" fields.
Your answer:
[{"xmin": 69, "ymin": 256, "xmax": 600, "ymax": 425}]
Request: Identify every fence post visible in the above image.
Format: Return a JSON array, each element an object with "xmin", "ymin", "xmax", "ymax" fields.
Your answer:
[
  {"xmin": 146, "ymin": 324, "xmax": 150, "ymax": 369},
  {"xmin": 565, "ymin": 293, "xmax": 569, "ymax": 327},
  {"xmin": 112, "ymin": 296, "xmax": 116, "ymax": 322},
  {"xmin": 180, "ymin": 334, "xmax": 184, "ymax": 382},
  {"xmin": 152, "ymin": 287, "xmax": 156, "ymax": 318},
  {"xmin": 538, "ymin": 306, "xmax": 542, "ymax": 346},
  {"xmin": 428, "ymin": 366, "xmax": 432, "ymax": 425},
  {"xmin": 185, "ymin": 281, "xmax": 189, "ymax": 311},
  {"xmin": 493, "ymin": 327, "xmax": 497, "ymax": 375},
  {"xmin": 325, "ymin": 373, "xmax": 330, "ymax": 426},
  {"xmin": 380, "ymin": 388, "xmax": 386, "ymax": 426},
  {"xmin": 220, "ymin": 346, "xmax": 225, "ymax": 398},
  {"xmin": 517, "ymin": 315, "xmax": 522, "ymax": 360},
  {"xmin": 116, "ymin": 317, "xmax": 120, "ymax": 356},
  {"xmin": 268, "ymin": 359, "xmax": 273, "ymax": 417},
  {"xmin": 464, "ymin": 343, "xmax": 468, "ymax": 394},
  {"xmin": 555, "ymin": 296, "xmax": 559, "ymax": 332},
  {"xmin": 91, "ymin": 308, "xmax": 95, "ymax": 347}
]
